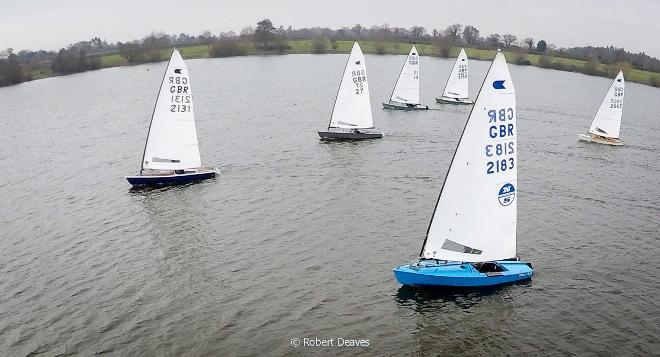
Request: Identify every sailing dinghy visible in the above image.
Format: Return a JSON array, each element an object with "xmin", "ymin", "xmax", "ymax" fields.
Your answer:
[
  {"xmin": 126, "ymin": 49, "xmax": 218, "ymax": 186},
  {"xmin": 578, "ymin": 70, "xmax": 625, "ymax": 146},
  {"xmin": 436, "ymin": 48, "xmax": 474, "ymax": 104},
  {"xmin": 383, "ymin": 45, "xmax": 429, "ymax": 110},
  {"xmin": 393, "ymin": 51, "xmax": 533, "ymax": 287},
  {"xmin": 318, "ymin": 42, "xmax": 383, "ymax": 140}
]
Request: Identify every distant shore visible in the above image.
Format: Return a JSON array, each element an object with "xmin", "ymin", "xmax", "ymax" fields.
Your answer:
[{"xmin": 24, "ymin": 40, "xmax": 660, "ymax": 88}]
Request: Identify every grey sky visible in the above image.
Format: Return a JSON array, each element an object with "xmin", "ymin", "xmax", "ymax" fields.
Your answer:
[{"xmin": 1, "ymin": 0, "xmax": 659, "ymax": 58}]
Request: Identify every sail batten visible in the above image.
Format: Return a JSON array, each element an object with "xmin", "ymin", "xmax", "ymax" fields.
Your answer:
[
  {"xmin": 142, "ymin": 49, "xmax": 201, "ymax": 171},
  {"xmin": 442, "ymin": 48, "xmax": 469, "ymax": 99},
  {"xmin": 329, "ymin": 42, "xmax": 374, "ymax": 129},
  {"xmin": 389, "ymin": 46, "xmax": 420, "ymax": 104},
  {"xmin": 422, "ymin": 52, "xmax": 517, "ymax": 262},
  {"xmin": 588, "ymin": 71, "xmax": 624, "ymax": 139}
]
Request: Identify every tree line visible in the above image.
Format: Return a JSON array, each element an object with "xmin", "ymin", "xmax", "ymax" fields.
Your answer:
[{"xmin": 2, "ymin": 19, "xmax": 660, "ymax": 87}]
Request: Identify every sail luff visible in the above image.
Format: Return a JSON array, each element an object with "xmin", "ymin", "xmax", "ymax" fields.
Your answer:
[
  {"xmin": 327, "ymin": 45, "xmax": 355, "ymax": 130},
  {"xmin": 140, "ymin": 51, "xmax": 174, "ymax": 172},
  {"xmin": 420, "ymin": 55, "xmax": 495, "ymax": 257},
  {"xmin": 388, "ymin": 47, "xmax": 411, "ymax": 102}
]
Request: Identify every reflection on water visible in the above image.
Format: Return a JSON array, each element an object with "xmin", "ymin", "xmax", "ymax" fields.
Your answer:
[{"xmin": 396, "ymin": 283, "xmax": 529, "ymax": 355}]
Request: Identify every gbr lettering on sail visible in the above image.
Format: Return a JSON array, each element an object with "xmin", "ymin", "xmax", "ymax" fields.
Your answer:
[{"xmin": 485, "ymin": 107, "xmax": 515, "ymax": 175}]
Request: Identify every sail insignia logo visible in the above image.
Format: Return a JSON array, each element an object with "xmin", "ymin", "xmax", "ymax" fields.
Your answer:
[
  {"xmin": 493, "ymin": 80, "xmax": 506, "ymax": 89},
  {"xmin": 174, "ymin": 69, "xmax": 182, "ymax": 74},
  {"xmin": 498, "ymin": 183, "xmax": 515, "ymax": 206}
]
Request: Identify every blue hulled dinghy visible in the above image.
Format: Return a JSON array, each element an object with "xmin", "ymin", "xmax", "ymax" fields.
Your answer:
[
  {"xmin": 394, "ymin": 51, "xmax": 533, "ymax": 288},
  {"xmin": 126, "ymin": 49, "xmax": 218, "ymax": 186},
  {"xmin": 318, "ymin": 42, "xmax": 383, "ymax": 141}
]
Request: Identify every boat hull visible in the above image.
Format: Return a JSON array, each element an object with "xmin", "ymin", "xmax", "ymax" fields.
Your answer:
[
  {"xmin": 318, "ymin": 131, "xmax": 383, "ymax": 141},
  {"xmin": 577, "ymin": 133, "xmax": 623, "ymax": 146},
  {"xmin": 382, "ymin": 102, "xmax": 429, "ymax": 110},
  {"xmin": 393, "ymin": 260, "xmax": 533, "ymax": 287},
  {"xmin": 125, "ymin": 168, "xmax": 218, "ymax": 186},
  {"xmin": 435, "ymin": 96, "xmax": 474, "ymax": 105}
]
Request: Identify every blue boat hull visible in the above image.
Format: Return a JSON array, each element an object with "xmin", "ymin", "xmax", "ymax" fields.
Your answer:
[
  {"xmin": 393, "ymin": 260, "xmax": 533, "ymax": 287},
  {"xmin": 126, "ymin": 170, "xmax": 216, "ymax": 186}
]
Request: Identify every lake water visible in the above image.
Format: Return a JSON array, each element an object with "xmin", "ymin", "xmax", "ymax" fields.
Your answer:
[{"xmin": 1, "ymin": 53, "xmax": 659, "ymax": 356}]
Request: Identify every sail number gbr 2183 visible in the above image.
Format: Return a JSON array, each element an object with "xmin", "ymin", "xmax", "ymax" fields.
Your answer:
[{"xmin": 484, "ymin": 107, "xmax": 515, "ymax": 175}]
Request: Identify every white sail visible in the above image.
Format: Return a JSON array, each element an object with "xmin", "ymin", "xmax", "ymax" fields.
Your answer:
[
  {"xmin": 422, "ymin": 51, "xmax": 516, "ymax": 262},
  {"xmin": 390, "ymin": 46, "xmax": 420, "ymax": 104},
  {"xmin": 442, "ymin": 48, "xmax": 469, "ymax": 99},
  {"xmin": 142, "ymin": 49, "xmax": 201, "ymax": 171},
  {"xmin": 588, "ymin": 71, "xmax": 624, "ymax": 138},
  {"xmin": 329, "ymin": 42, "xmax": 374, "ymax": 129}
]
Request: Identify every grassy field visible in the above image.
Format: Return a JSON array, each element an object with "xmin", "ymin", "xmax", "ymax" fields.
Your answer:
[{"xmin": 48, "ymin": 39, "xmax": 660, "ymax": 88}]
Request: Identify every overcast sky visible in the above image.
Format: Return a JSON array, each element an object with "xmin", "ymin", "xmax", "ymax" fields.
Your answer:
[{"xmin": 1, "ymin": 0, "xmax": 659, "ymax": 58}]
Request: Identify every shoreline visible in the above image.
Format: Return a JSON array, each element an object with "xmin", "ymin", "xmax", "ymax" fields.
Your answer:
[{"xmin": 18, "ymin": 40, "xmax": 660, "ymax": 88}]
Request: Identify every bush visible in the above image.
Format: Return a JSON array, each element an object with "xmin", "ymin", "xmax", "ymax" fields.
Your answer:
[
  {"xmin": 209, "ymin": 38, "xmax": 248, "ymax": 57},
  {"xmin": 649, "ymin": 74, "xmax": 660, "ymax": 87},
  {"xmin": 514, "ymin": 53, "xmax": 531, "ymax": 65},
  {"xmin": 436, "ymin": 42, "xmax": 451, "ymax": 58},
  {"xmin": 311, "ymin": 36, "xmax": 330, "ymax": 54},
  {"xmin": 374, "ymin": 41, "xmax": 386, "ymax": 55},
  {"xmin": 582, "ymin": 59, "xmax": 600, "ymax": 76}
]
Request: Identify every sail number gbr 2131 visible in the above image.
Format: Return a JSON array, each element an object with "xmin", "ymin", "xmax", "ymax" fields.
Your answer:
[
  {"xmin": 169, "ymin": 75, "xmax": 191, "ymax": 112},
  {"xmin": 484, "ymin": 107, "xmax": 515, "ymax": 175}
]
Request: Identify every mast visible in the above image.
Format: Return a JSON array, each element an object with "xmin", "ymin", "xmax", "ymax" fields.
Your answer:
[
  {"xmin": 327, "ymin": 44, "xmax": 356, "ymax": 130},
  {"xmin": 388, "ymin": 46, "xmax": 411, "ymax": 103},
  {"xmin": 140, "ymin": 49, "xmax": 175, "ymax": 173},
  {"xmin": 419, "ymin": 55, "xmax": 496, "ymax": 257}
]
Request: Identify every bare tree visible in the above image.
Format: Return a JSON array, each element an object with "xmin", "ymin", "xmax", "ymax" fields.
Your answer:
[
  {"xmin": 240, "ymin": 26, "xmax": 255, "ymax": 38},
  {"xmin": 444, "ymin": 23, "xmax": 463, "ymax": 44},
  {"xmin": 524, "ymin": 37, "xmax": 535, "ymax": 50},
  {"xmin": 199, "ymin": 30, "xmax": 216, "ymax": 50},
  {"xmin": 351, "ymin": 24, "xmax": 364, "ymax": 39},
  {"xmin": 502, "ymin": 34, "xmax": 517, "ymax": 48},
  {"xmin": 486, "ymin": 34, "xmax": 502, "ymax": 48},
  {"xmin": 410, "ymin": 26, "xmax": 427, "ymax": 40},
  {"xmin": 462, "ymin": 25, "xmax": 480, "ymax": 45}
]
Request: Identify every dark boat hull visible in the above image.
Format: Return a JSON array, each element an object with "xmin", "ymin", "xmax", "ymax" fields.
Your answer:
[
  {"xmin": 382, "ymin": 102, "xmax": 429, "ymax": 110},
  {"xmin": 318, "ymin": 131, "xmax": 383, "ymax": 141},
  {"xmin": 126, "ymin": 169, "xmax": 217, "ymax": 186}
]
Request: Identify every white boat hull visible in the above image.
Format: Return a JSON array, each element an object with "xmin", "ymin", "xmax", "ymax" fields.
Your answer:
[
  {"xmin": 435, "ymin": 96, "xmax": 474, "ymax": 105},
  {"xmin": 577, "ymin": 133, "xmax": 623, "ymax": 146}
]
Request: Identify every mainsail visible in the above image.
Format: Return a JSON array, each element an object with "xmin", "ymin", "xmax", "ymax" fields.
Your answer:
[
  {"xmin": 588, "ymin": 71, "xmax": 625, "ymax": 138},
  {"xmin": 328, "ymin": 42, "xmax": 374, "ymax": 129},
  {"xmin": 390, "ymin": 46, "xmax": 420, "ymax": 105},
  {"xmin": 442, "ymin": 48, "xmax": 469, "ymax": 100},
  {"xmin": 142, "ymin": 49, "xmax": 201, "ymax": 171},
  {"xmin": 421, "ymin": 51, "xmax": 517, "ymax": 262}
]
